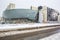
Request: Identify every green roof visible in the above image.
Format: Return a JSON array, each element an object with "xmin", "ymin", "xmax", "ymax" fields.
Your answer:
[{"xmin": 3, "ymin": 9, "xmax": 37, "ymax": 20}]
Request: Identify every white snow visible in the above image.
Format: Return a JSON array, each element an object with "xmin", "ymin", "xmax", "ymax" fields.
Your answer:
[{"xmin": 0, "ymin": 23, "xmax": 60, "ymax": 31}]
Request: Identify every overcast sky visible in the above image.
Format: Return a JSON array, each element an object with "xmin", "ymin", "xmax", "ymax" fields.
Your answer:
[{"xmin": 0, "ymin": 0, "xmax": 60, "ymax": 17}]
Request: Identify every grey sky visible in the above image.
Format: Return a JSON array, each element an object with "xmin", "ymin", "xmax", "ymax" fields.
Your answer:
[{"xmin": 0, "ymin": 0, "xmax": 60, "ymax": 17}]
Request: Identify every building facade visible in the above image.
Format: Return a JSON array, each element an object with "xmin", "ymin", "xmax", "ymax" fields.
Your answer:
[{"xmin": 6, "ymin": 3, "xmax": 15, "ymax": 10}]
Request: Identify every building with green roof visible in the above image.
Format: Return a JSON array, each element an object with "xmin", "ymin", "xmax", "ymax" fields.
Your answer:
[{"xmin": 3, "ymin": 9, "xmax": 37, "ymax": 24}]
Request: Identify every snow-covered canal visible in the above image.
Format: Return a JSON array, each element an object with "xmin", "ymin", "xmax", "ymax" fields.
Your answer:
[
  {"xmin": 24, "ymin": 30, "xmax": 60, "ymax": 40},
  {"xmin": 40, "ymin": 30, "xmax": 60, "ymax": 40},
  {"xmin": 0, "ymin": 23, "xmax": 60, "ymax": 40}
]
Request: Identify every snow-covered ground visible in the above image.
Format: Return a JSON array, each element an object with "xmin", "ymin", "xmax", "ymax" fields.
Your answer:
[{"xmin": 0, "ymin": 23, "xmax": 60, "ymax": 31}]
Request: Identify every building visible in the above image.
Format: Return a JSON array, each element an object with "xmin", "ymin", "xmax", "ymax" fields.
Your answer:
[
  {"xmin": 58, "ymin": 15, "xmax": 60, "ymax": 22},
  {"xmin": 31, "ymin": 6, "xmax": 47, "ymax": 23},
  {"xmin": 31, "ymin": 6, "xmax": 38, "ymax": 11},
  {"xmin": 6, "ymin": 3, "xmax": 15, "ymax": 10},
  {"xmin": 38, "ymin": 6, "xmax": 59, "ymax": 23},
  {"xmin": 47, "ymin": 7, "xmax": 59, "ymax": 22},
  {"xmin": 2, "ymin": 4, "xmax": 60, "ymax": 24},
  {"xmin": 3, "ymin": 9, "xmax": 37, "ymax": 24},
  {"xmin": 39, "ymin": 6, "xmax": 47, "ymax": 23}
]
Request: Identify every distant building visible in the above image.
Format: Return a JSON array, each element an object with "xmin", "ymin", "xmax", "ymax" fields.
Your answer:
[
  {"xmin": 37, "ymin": 6, "xmax": 59, "ymax": 23},
  {"xmin": 31, "ymin": 6, "xmax": 38, "ymax": 11},
  {"xmin": 0, "ymin": 17, "xmax": 2, "ymax": 21},
  {"xmin": 6, "ymin": 3, "xmax": 15, "ymax": 10},
  {"xmin": 38, "ymin": 6, "xmax": 59, "ymax": 23},
  {"xmin": 0, "ymin": 17, "xmax": 5, "ymax": 23},
  {"xmin": 3, "ymin": 9, "xmax": 37, "ymax": 24},
  {"xmin": 31, "ymin": 6, "xmax": 47, "ymax": 23},
  {"xmin": 47, "ymin": 7, "xmax": 59, "ymax": 22},
  {"xmin": 58, "ymin": 15, "xmax": 60, "ymax": 22},
  {"xmin": 39, "ymin": 6, "xmax": 47, "ymax": 23},
  {"xmin": 2, "ymin": 4, "xmax": 59, "ymax": 24}
]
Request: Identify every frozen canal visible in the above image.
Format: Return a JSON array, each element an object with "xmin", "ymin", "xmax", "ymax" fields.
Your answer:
[
  {"xmin": 24, "ymin": 30, "xmax": 60, "ymax": 40},
  {"xmin": 0, "ymin": 23, "xmax": 60, "ymax": 40},
  {"xmin": 40, "ymin": 30, "xmax": 60, "ymax": 40}
]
